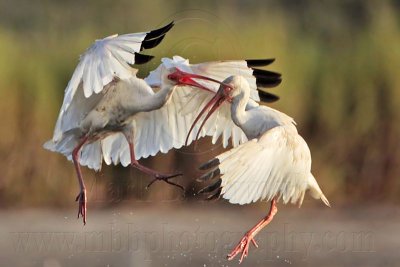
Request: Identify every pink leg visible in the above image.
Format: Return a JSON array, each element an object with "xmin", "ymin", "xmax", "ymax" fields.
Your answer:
[
  {"xmin": 126, "ymin": 141, "xmax": 184, "ymax": 191},
  {"xmin": 227, "ymin": 199, "xmax": 278, "ymax": 263},
  {"xmin": 72, "ymin": 136, "xmax": 89, "ymax": 225}
]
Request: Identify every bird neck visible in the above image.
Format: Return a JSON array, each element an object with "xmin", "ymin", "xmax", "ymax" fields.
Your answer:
[
  {"xmin": 135, "ymin": 84, "xmax": 176, "ymax": 113},
  {"xmin": 151, "ymin": 84, "xmax": 176, "ymax": 110},
  {"xmin": 231, "ymin": 90, "xmax": 250, "ymax": 127}
]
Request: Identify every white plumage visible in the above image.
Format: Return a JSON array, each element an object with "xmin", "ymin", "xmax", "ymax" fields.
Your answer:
[
  {"xmin": 96, "ymin": 56, "xmax": 269, "ymax": 169},
  {"xmin": 218, "ymin": 125, "xmax": 327, "ymax": 206},
  {"xmin": 197, "ymin": 76, "xmax": 329, "ymax": 206},
  {"xmin": 44, "ymin": 21, "xmax": 278, "ymax": 224},
  {"xmin": 45, "ymin": 22, "xmax": 180, "ymax": 224},
  {"xmin": 45, "ymin": 56, "xmax": 268, "ymax": 171},
  {"xmin": 188, "ymin": 75, "xmax": 329, "ymax": 262}
]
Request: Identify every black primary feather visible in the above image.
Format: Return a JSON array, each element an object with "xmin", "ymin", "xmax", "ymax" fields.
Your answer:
[
  {"xmin": 141, "ymin": 34, "xmax": 167, "ymax": 50},
  {"xmin": 206, "ymin": 187, "xmax": 222, "ymax": 201},
  {"xmin": 257, "ymin": 90, "xmax": 280, "ymax": 103},
  {"xmin": 199, "ymin": 158, "xmax": 220, "ymax": 170},
  {"xmin": 198, "ymin": 179, "xmax": 222, "ymax": 194},
  {"xmin": 246, "ymin": 59, "xmax": 275, "ymax": 67},
  {"xmin": 140, "ymin": 21, "xmax": 174, "ymax": 51},
  {"xmin": 252, "ymin": 68, "xmax": 281, "ymax": 79},
  {"xmin": 145, "ymin": 21, "xmax": 174, "ymax": 40},
  {"xmin": 252, "ymin": 68, "xmax": 282, "ymax": 88},
  {"xmin": 197, "ymin": 168, "xmax": 220, "ymax": 182},
  {"xmin": 133, "ymin": 53, "xmax": 154, "ymax": 65},
  {"xmin": 256, "ymin": 76, "xmax": 282, "ymax": 88}
]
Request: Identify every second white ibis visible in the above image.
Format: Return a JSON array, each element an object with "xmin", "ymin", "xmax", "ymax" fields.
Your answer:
[{"xmin": 171, "ymin": 74, "xmax": 330, "ymax": 263}]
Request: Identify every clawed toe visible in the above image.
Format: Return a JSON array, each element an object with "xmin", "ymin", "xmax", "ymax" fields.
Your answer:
[
  {"xmin": 227, "ymin": 234, "xmax": 258, "ymax": 263},
  {"xmin": 145, "ymin": 172, "xmax": 184, "ymax": 191},
  {"xmin": 75, "ymin": 190, "xmax": 87, "ymax": 225}
]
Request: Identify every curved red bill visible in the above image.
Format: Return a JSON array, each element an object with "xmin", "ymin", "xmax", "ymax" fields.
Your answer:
[
  {"xmin": 192, "ymin": 88, "xmax": 227, "ymax": 145},
  {"xmin": 185, "ymin": 87, "xmax": 228, "ymax": 146},
  {"xmin": 167, "ymin": 68, "xmax": 232, "ymax": 146},
  {"xmin": 168, "ymin": 68, "xmax": 222, "ymax": 93}
]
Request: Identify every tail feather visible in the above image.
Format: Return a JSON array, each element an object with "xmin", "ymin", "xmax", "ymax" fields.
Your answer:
[
  {"xmin": 308, "ymin": 174, "xmax": 330, "ymax": 207},
  {"xmin": 43, "ymin": 140, "xmax": 56, "ymax": 151},
  {"xmin": 44, "ymin": 129, "xmax": 103, "ymax": 171},
  {"xmin": 320, "ymin": 192, "xmax": 331, "ymax": 207},
  {"xmin": 43, "ymin": 132, "xmax": 79, "ymax": 156},
  {"xmin": 80, "ymin": 141, "xmax": 102, "ymax": 171}
]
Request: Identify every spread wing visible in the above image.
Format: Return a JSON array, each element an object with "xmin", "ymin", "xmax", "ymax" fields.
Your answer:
[
  {"xmin": 50, "ymin": 22, "xmax": 174, "ymax": 142},
  {"xmin": 198, "ymin": 126, "xmax": 330, "ymax": 206},
  {"xmin": 164, "ymin": 56, "xmax": 281, "ymax": 147},
  {"xmin": 175, "ymin": 56, "xmax": 282, "ymax": 147},
  {"xmin": 100, "ymin": 85, "xmax": 208, "ymax": 166},
  {"xmin": 99, "ymin": 56, "xmax": 282, "ymax": 167}
]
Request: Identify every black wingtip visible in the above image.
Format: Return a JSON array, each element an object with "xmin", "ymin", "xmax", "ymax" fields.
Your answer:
[
  {"xmin": 198, "ymin": 179, "xmax": 222, "ymax": 194},
  {"xmin": 134, "ymin": 53, "xmax": 154, "ymax": 65},
  {"xmin": 141, "ymin": 34, "xmax": 167, "ymax": 50},
  {"xmin": 246, "ymin": 58, "xmax": 275, "ymax": 67},
  {"xmin": 245, "ymin": 59, "xmax": 282, "ymax": 102},
  {"xmin": 252, "ymin": 68, "xmax": 282, "ymax": 79},
  {"xmin": 199, "ymin": 158, "xmax": 220, "ymax": 170},
  {"xmin": 197, "ymin": 168, "xmax": 220, "ymax": 182},
  {"xmin": 144, "ymin": 21, "xmax": 174, "ymax": 41},
  {"xmin": 257, "ymin": 89, "xmax": 280, "ymax": 103},
  {"xmin": 252, "ymin": 68, "xmax": 282, "ymax": 89},
  {"xmin": 140, "ymin": 21, "xmax": 174, "ymax": 51},
  {"xmin": 256, "ymin": 77, "xmax": 282, "ymax": 88},
  {"xmin": 206, "ymin": 187, "xmax": 222, "ymax": 201}
]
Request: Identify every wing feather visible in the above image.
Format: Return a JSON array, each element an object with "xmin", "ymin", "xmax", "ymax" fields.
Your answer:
[
  {"xmin": 100, "ymin": 56, "xmax": 255, "ymax": 164},
  {"xmin": 199, "ymin": 126, "xmax": 328, "ymax": 206},
  {"xmin": 145, "ymin": 56, "xmax": 264, "ymax": 148},
  {"xmin": 82, "ymin": 55, "xmax": 277, "ymax": 169},
  {"xmin": 48, "ymin": 22, "xmax": 174, "ymax": 144}
]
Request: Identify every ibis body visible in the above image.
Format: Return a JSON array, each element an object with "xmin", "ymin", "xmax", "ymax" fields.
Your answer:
[{"xmin": 189, "ymin": 75, "xmax": 330, "ymax": 262}]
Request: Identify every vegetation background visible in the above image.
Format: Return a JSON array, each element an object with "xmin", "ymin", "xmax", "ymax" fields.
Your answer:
[
  {"xmin": 0, "ymin": 1, "xmax": 399, "ymax": 266},
  {"xmin": 1, "ymin": 0, "xmax": 399, "ymax": 207}
]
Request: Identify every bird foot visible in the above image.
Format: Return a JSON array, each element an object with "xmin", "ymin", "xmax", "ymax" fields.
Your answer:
[
  {"xmin": 146, "ymin": 172, "xmax": 184, "ymax": 192},
  {"xmin": 227, "ymin": 232, "xmax": 258, "ymax": 263},
  {"xmin": 75, "ymin": 189, "xmax": 87, "ymax": 225}
]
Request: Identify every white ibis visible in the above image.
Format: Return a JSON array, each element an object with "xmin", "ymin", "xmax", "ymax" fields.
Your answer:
[
  {"xmin": 173, "ymin": 74, "xmax": 330, "ymax": 263},
  {"xmin": 44, "ymin": 21, "xmax": 180, "ymax": 224},
  {"xmin": 44, "ymin": 21, "xmax": 280, "ymax": 224}
]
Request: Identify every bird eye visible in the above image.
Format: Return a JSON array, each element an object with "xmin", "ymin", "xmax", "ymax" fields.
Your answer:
[{"xmin": 224, "ymin": 85, "xmax": 233, "ymax": 93}]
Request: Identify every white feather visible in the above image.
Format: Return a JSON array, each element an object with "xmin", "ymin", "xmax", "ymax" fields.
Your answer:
[
  {"xmin": 93, "ymin": 56, "xmax": 269, "ymax": 169},
  {"xmin": 47, "ymin": 48, "xmax": 270, "ymax": 172},
  {"xmin": 51, "ymin": 31, "xmax": 148, "ymax": 143},
  {"xmin": 217, "ymin": 126, "xmax": 327, "ymax": 206},
  {"xmin": 199, "ymin": 75, "xmax": 329, "ymax": 207}
]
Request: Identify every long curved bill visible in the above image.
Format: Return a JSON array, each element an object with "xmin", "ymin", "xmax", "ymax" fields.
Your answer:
[
  {"xmin": 167, "ymin": 68, "xmax": 225, "ymax": 93},
  {"xmin": 185, "ymin": 87, "xmax": 228, "ymax": 146},
  {"xmin": 167, "ymin": 68, "xmax": 231, "ymax": 146}
]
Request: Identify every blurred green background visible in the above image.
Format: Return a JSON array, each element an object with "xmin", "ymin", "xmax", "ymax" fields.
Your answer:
[
  {"xmin": 1, "ymin": 0, "xmax": 399, "ymax": 207},
  {"xmin": 0, "ymin": 1, "xmax": 399, "ymax": 266}
]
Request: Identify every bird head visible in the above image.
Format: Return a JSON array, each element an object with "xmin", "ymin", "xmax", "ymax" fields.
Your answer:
[
  {"xmin": 219, "ymin": 75, "xmax": 250, "ymax": 100},
  {"xmin": 183, "ymin": 76, "xmax": 246, "ymax": 145},
  {"xmin": 166, "ymin": 70, "xmax": 237, "ymax": 146}
]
